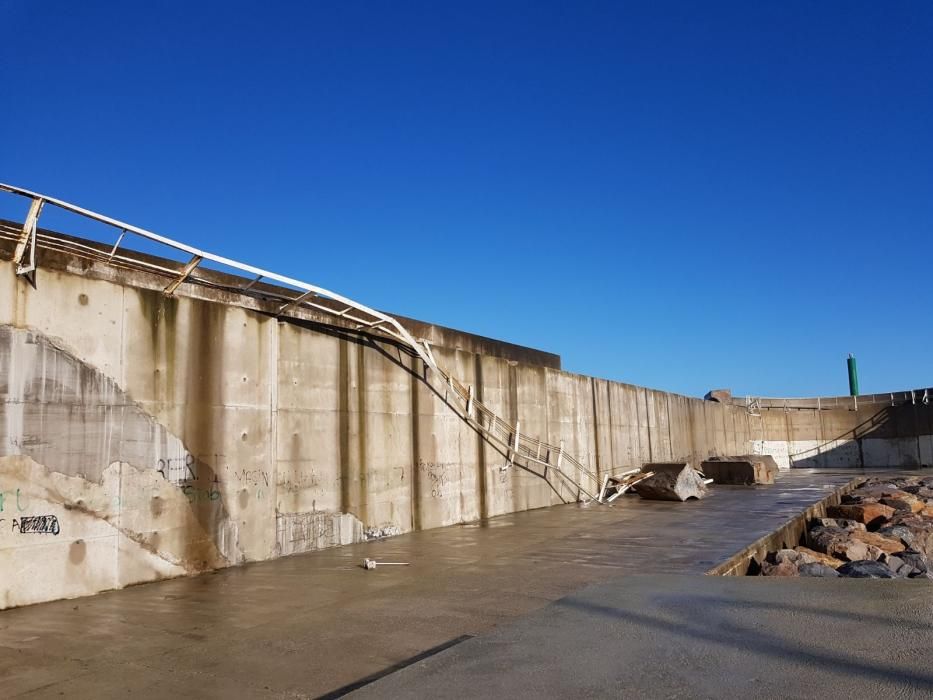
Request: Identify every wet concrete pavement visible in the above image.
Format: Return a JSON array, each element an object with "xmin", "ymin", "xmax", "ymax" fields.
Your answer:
[
  {"xmin": 0, "ymin": 470, "xmax": 868, "ymax": 697},
  {"xmin": 355, "ymin": 575, "xmax": 933, "ymax": 699}
]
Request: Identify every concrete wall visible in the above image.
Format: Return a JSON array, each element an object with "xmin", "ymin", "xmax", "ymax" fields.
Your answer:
[
  {"xmin": 0, "ymin": 249, "xmax": 767, "ymax": 608},
  {"xmin": 750, "ymin": 402, "xmax": 933, "ymax": 470}
]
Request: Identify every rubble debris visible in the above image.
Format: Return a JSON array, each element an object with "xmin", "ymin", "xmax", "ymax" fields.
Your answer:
[
  {"xmin": 598, "ymin": 469, "xmax": 655, "ymax": 503},
  {"xmin": 635, "ymin": 463, "xmax": 709, "ymax": 502},
  {"xmin": 756, "ymin": 475, "xmax": 933, "ymax": 579},
  {"xmin": 701, "ymin": 456, "xmax": 777, "ymax": 485},
  {"xmin": 361, "ymin": 558, "xmax": 410, "ymax": 570}
]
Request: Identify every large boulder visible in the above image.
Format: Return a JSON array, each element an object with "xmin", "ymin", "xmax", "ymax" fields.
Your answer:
[
  {"xmin": 809, "ymin": 527, "xmax": 871, "ymax": 562},
  {"xmin": 793, "ymin": 546, "xmax": 843, "ymax": 568},
  {"xmin": 798, "ymin": 562, "xmax": 840, "ymax": 577},
  {"xmin": 826, "ymin": 503, "xmax": 895, "ymax": 528},
  {"xmin": 636, "ymin": 464, "xmax": 709, "ymax": 501},
  {"xmin": 880, "ymin": 497, "xmax": 923, "ymax": 514},
  {"xmin": 837, "ymin": 560, "xmax": 896, "ymax": 579},
  {"xmin": 885, "ymin": 515, "xmax": 933, "ymax": 559},
  {"xmin": 761, "ymin": 559, "xmax": 798, "ymax": 577},
  {"xmin": 847, "ymin": 530, "xmax": 906, "ymax": 556},
  {"xmin": 812, "ymin": 517, "xmax": 866, "ymax": 532}
]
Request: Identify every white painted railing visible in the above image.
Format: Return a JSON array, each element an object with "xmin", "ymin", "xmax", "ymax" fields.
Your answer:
[{"xmin": 0, "ymin": 183, "xmax": 601, "ymax": 502}]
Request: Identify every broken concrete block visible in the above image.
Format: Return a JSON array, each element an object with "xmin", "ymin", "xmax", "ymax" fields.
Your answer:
[
  {"xmin": 703, "ymin": 389, "xmax": 732, "ymax": 403},
  {"xmin": 636, "ymin": 463, "xmax": 709, "ymax": 501},
  {"xmin": 700, "ymin": 458, "xmax": 777, "ymax": 485}
]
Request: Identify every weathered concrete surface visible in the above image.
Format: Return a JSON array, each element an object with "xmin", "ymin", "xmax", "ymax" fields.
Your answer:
[
  {"xmin": 0, "ymin": 470, "xmax": 859, "ymax": 698},
  {"xmin": 0, "ymin": 247, "xmax": 769, "ymax": 607},
  {"xmin": 354, "ymin": 575, "xmax": 933, "ymax": 699},
  {"xmin": 751, "ymin": 401, "xmax": 933, "ymax": 469},
  {"xmin": 3, "ymin": 227, "xmax": 931, "ymax": 607}
]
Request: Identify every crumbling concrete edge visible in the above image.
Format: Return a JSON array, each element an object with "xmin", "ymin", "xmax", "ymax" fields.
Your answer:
[{"xmin": 707, "ymin": 477, "xmax": 867, "ymax": 576}]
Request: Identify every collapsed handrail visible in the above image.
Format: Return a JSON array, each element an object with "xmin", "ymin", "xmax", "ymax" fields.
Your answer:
[{"xmin": 0, "ymin": 182, "xmax": 601, "ymax": 502}]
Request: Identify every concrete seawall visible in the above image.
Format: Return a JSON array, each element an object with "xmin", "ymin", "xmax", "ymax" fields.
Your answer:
[
  {"xmin": 747, "ymin": 400, "xmax": 933, "ymax": 470},
  {"xmin": 1, "ymin": 225, "xmax": 930, "ymax": 607}
]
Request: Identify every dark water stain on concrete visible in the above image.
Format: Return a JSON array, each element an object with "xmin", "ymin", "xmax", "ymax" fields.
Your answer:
[
  {"xmin": 150, "ymin": 495, "xmax": 164, "ymax": 518},
  {"xmin": 68, "ymin": 539, "xmax": 86, "ymax": 564}
]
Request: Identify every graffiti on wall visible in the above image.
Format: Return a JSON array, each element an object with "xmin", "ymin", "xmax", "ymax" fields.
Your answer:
[
  {"xmin": 0, "ymin": 515, "xmax": 61, "ymax": 535},
  {"xmin": 418, "ymin": 460, "xmax": 455, "ymax": 499}
]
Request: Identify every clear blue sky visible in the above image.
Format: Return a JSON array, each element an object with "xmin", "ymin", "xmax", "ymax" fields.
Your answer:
[{"xmin": 2, "ymin": 1, "xmax": 931, "ymax": 398}]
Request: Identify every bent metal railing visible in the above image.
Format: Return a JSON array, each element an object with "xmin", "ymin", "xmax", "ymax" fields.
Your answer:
[{"xmin": 0, "ymin": 182, "xmax": 600, "ymax": 502}]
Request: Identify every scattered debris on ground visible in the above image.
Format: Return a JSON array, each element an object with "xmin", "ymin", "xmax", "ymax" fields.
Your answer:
[
  {"xmin": 597, "ymin": 469, "xmax": 655, "ymax": 503},
  {"xmin": 636, "ymin": 463, "xmax": 711, "ymax": 501},
  {"xmin": 361, "ymin": 558, "xmax": 410, "ymax": 570},
  {"xmin": 756, "ymin": 475, "xmax": 933, "ymax": 579}
]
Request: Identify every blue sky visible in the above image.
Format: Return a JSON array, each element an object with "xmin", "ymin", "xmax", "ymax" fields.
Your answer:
[{"xmin": 2, "ymin": 1, "xmax": 931, "ymax": 397}]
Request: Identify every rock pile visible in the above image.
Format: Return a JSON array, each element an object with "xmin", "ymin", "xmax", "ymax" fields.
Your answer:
[{"xmin": 757, "ymin": 475, "xmax": 933, "ymax": 579}]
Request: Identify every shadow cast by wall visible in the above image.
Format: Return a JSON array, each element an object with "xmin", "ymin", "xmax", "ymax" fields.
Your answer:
[{"xmin": 788, "ymin": 402, "xmax": 933, "ymax": 469}]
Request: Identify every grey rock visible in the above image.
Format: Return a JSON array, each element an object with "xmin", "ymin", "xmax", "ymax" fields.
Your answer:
[
  {"xmin": 837, "ymin": 560, "xmax": 896, "ymax": 579},
  {"xmin": 882, "ymin": 554, "xmax": 906, "ymax": 572},
  {"xmin": 808, "ymin": 527, "xmax": 870, "ymax": 562},
  {"xmin": 878, "ymin": 525, "xmax": 917, "ymax": 549},
  {"xmin": 773, "ymin": 549, "xmax": 800, "ymax": 565},
  {"xmin": 798, "ymin": 563, "xmax": 840, "ymax": 578},
  {"xmin": 813, "ymin": 518, "xmax": 866, "ymax": 532},
  {"xmin": 898, "ymin": 550, "xmax": 929, "ymax": 573}
]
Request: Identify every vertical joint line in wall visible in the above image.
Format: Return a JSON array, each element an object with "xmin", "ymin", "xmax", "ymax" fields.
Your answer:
[
  {"xmin": 644, "ymin": 389, "xmax": 653, "ymax": 462},
  {"xmin": 270, "ymin": 320, "xmax": 280, "ymax": 516},
  {"xmin": 475, "ymin": 354, "xmax": 487, "ymax": 520},
  {"xmin": 665, "ymin": 393, "xmax": 674, "ymax": 461},
  {"xmin": 410, "ymin": 356, "xmax": 420, "ymax": 532},
  {"xmin": 590, "ymin": 377, "xmax": 600, "ymax": 478},
  {"xmin": 115, "ymin": 284, "xmax": 127, "ymax": 585}
]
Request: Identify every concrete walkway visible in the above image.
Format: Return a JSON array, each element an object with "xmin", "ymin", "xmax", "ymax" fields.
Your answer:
[
  {"xmin": 355, "ymin": 575, "xmax": 933, "ymax": 699},
  {"xmin": 1, "ymin": 470, "xmax": 861, "ymax": 698}
]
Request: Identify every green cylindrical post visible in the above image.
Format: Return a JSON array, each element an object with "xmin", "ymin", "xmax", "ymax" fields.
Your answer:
[{"xmin": 847, "ymin": 353, "xmax": 859, "ymax": 396}]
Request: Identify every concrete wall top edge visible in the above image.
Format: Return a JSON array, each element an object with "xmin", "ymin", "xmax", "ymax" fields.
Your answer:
[{"xmin": 0, "ymin": 221, "xmax": 560, "ymax": 369}]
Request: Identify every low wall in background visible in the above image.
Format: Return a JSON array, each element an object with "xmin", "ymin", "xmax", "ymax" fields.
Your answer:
[{"xmin": 749, "ymin": 400, "xmax": 933, "ymax": 469}]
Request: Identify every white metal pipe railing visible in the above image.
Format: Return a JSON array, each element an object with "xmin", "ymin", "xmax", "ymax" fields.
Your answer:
[{"xmin": 0, "ymin": 182, "xmax": 602, "ymax": 503}]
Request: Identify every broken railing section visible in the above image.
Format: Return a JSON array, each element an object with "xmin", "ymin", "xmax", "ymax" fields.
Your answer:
[
  {"xmin": 433, "ymin": 367, "xmax": 602, "ymax": 502},
  {"xmin": 597, "ymin": 470, "xmax": 655, "ymax": 503},
  {"xmin": 11, "ymin": 195, "xmax": 44, "ymax": 283},
  {"xmin": 0, "ymin": 182, "xmax": 603, "ymax": 503}
]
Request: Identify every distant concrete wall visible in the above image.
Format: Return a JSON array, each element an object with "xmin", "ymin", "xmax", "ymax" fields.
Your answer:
[
  {"xmin": 749, "ymin": 402, "xmax": 933, "ymax": 470},
  {"xmin": 0, "ymin": 253, "xmax": 766, "ymax": 608}
]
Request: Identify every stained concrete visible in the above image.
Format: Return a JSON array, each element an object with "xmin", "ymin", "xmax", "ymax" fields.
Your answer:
[
  {"xmin": 355, "ymin": 575, "xmax": 933, "ymax": 699},
  {"xmin": 0, "ymin": 470, "xmax": 861, "ymax": 698},
  {"xmin": 0, "ymin": 254, "xmax": 769, "ymax": 607}
]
